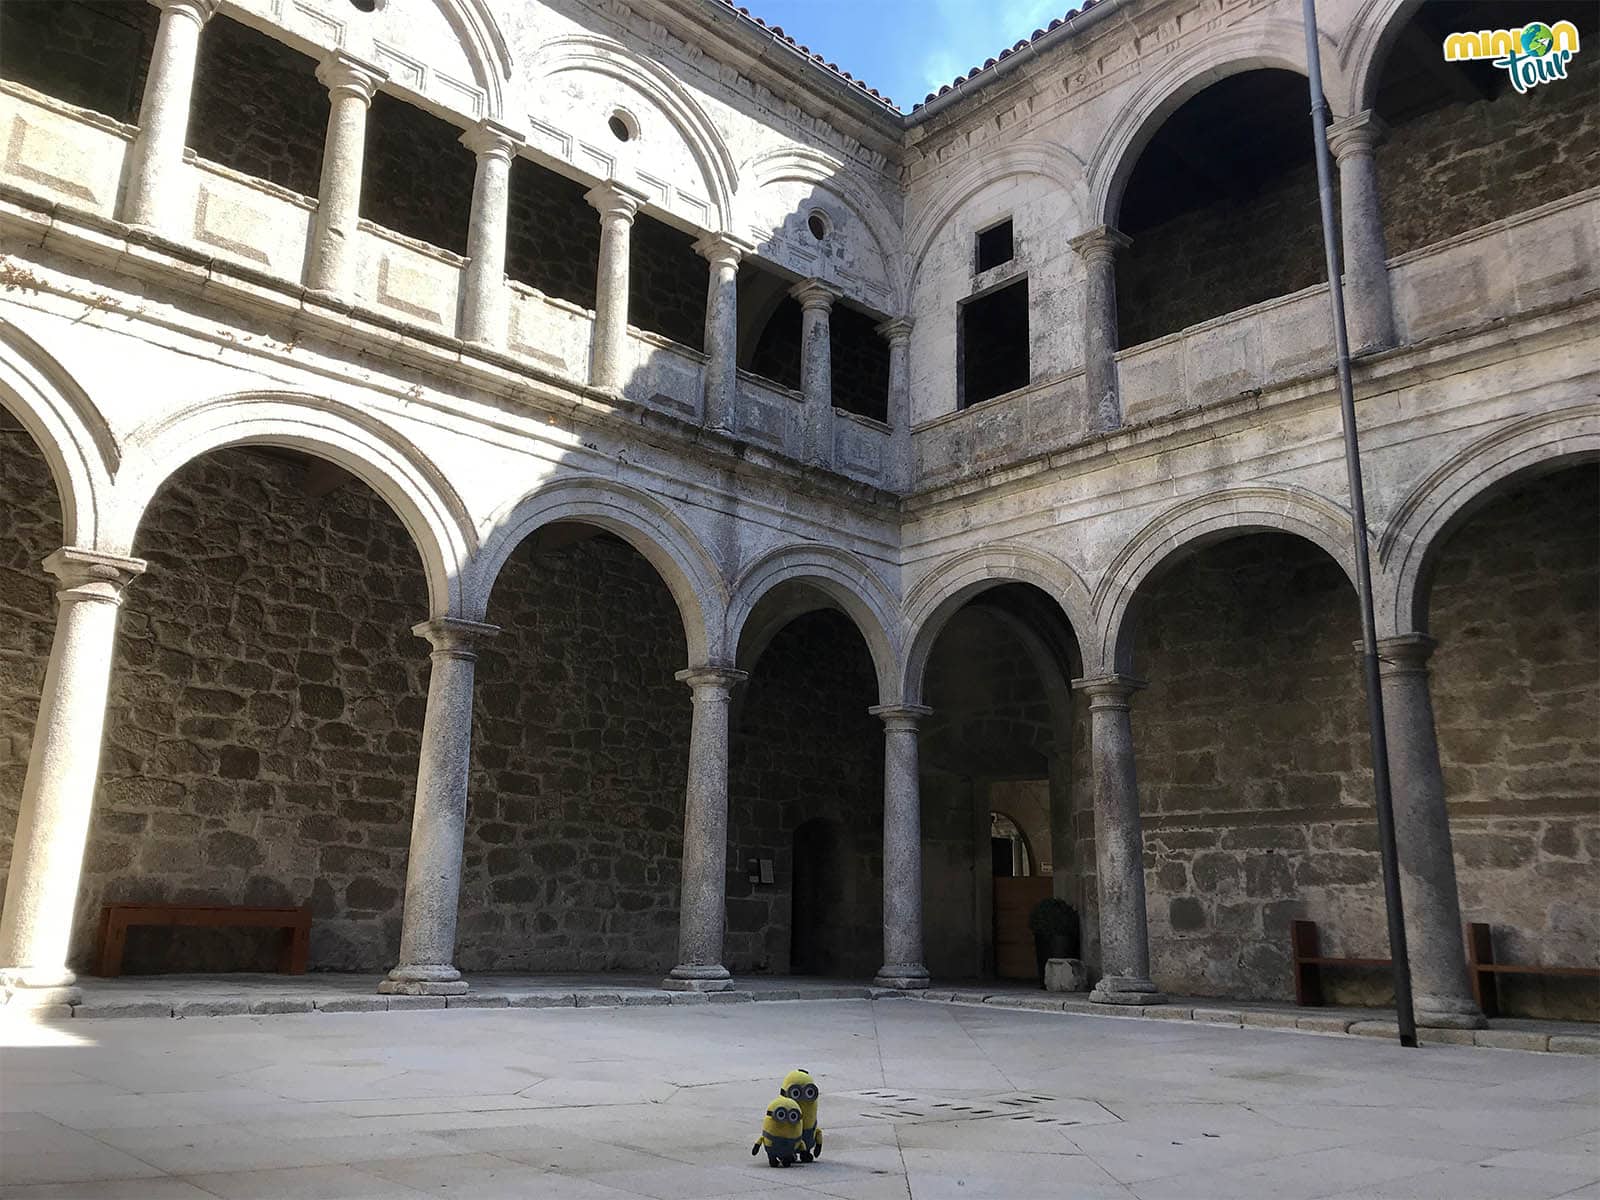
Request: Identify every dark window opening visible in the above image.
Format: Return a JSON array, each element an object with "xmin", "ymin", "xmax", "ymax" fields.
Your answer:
[
  {"xmin": 506, "ymin": 159, "xmax": 599, "ymax": 310},
  {"xmin": 608, "ymin": 114, "xmax": 632, "ymax": 142},
  {"xmin": 807, "ymin": 212, "xmax": 828, "ymax": 240},
  {"xmin": 975, "ymin": 219, "xmax": 1014, "ymax": 273},
  {"xmin": 1116, "ymin": 69, "xmax": 1321, "ymax": 348},
  {"xmin": 361, "ymin": 92, "xmax": 473, "ymax": 254},
  {"xmin": 747, "ymin": 291, "xmax": 803, "ymax": 393},
  {"xmin": 629, "ymin": 213, "xmax": 705, "ymax": 351},
  {"xmin": 830, "ymin": 302, "xmax": 890, "ymax": 423},
  {"xmin": 959, "ymin": 278, "xmax": 1029, "ymax": 408},
  {"xmin": 349, "ymin": 0, "xmax": 379, "ymax": 11},
  {"xmin": 0, "ymin": 0, "xmax": 157, "ymax": 123},
  {"xmin": 1371, "ymin": 0, "xmax": 1598, "ymax": 256},
  {"xmin": 189, "ymin": 16, "xmax": 325, "ymax": 198}
]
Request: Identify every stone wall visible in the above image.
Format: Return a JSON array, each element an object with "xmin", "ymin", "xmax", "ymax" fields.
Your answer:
[
  {"xmin": 507, "ymin": 161, "xmax": 600, "ymax": 310},
  {"xmin": 1428, "ymin": 465, "xmax": 1599, "ymax": 1020},
  {"xmin": 363, "ymin": 91, "xmax": 474, "ymax": 255},
  {"xmin": 455, "ymin": 532, "xmax": 691, "ymax": 972},
  {"xmin": 0, "ymin": 0, "xmax": 156, "ymax": 124},
  {"xmin": 831, "ymin": 304, "xmax": 890, "ymax": 423},
  {"xmin": 629, "ymin": 214, "xmax": 706, "ymax": 352},
  {"xmin": 726, "ymin": 610, "xmax": 883, "ymax": 978},
  {"xmin": 189, "ymin": 14, "xmax": 325, "ymax": 200}
]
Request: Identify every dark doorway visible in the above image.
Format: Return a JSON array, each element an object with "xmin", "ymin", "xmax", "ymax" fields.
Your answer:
[{"xmin": 790, "ymin": 818, "xmax": 847, "ymax": 975}]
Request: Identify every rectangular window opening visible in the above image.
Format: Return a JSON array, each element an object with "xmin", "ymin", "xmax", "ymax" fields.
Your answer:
[
  {"xmin": 975, "ymin": 219, "xmax": 1015, "ymax": 274},
  {"xmin": 959, "ymin": 277, "xmax": 1029, "ymax": 409}
]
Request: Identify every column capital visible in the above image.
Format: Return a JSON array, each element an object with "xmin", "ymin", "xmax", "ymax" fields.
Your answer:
[
  {"xmin": 868, "ymin": 703, "xmax": 933, "ymax": 730},
  {"xmin": 790, "ymin": 278, "xmax": 839, "ymax": 313},
  {"xmin": 1068, "ymin": 224, "xmax": 1132, "ymax": 264},
  {"xmin": 1071, "ymin": 674, "xmax": 1147, "ymax": 707},
  {"xmin": 42, "ymin": 547, "xmax": 146, "ymax": 605},
  {"xmin": 412, "ymin": 617, "xmax": 499, "ymax": 659},
  {"xmin": 1373, "ymin": 633, "xmax": 1437, "ymax": 673},
  {"xmin": 876, "ymin": 316, "xmax": 914, "ymax": 345},
  {"xmin": 585, "ymin": 180, "xmax": 648, "ymax": 222},
  {"xmin": 460, "ymin": 118, "xmax": 524, "ymax": 163},
  {"xmin": 675, "ymin": 665, "xmax": 748, "ymax": 692},
  {"xmin": 153, "ymin": 0, "xmax": 220, "ymax": 24},
  {"xmin": 1327, "ymin": 110, "xmax": 1389, "ymax": 159},
  {"xmin": 692, "ymin": 232, "xmax": 754, "ymax": 269},
  {"xmin": 316, "ymin": 52, "xmax": 387, "ymax": 104}
]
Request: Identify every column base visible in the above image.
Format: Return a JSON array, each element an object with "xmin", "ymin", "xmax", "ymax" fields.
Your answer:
[
  {"xmin": 378, "ymin": 964, "xmax": 468, "ymax": 996},
  {"xmin": 1, "ymin": 967, "xmax": 81, "ymax": 1008},
  {"xmin": 1090, "ymin": 975, "xmax": 1165, "ymax": 1006},
  {"xmin": 874, "ymin": 963, "xmax": 930, "ymax": 990},
  {"xmin": 1415, "ymin": 993, "xmax": 1488, "ymax": 1030},
  {"xmin": 662, "ymin": 964, "xmax": 733, "ymax": 992}
]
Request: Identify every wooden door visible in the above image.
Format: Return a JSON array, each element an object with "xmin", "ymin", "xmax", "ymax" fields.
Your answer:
[{"xmin": 993, "ymin": 876, "xmax": 1053, "ymax": 980}]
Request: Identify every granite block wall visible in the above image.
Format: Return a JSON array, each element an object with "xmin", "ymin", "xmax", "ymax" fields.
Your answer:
[{"xmin": 0, "ymin": 0, "xmax": 156, "ymax": 124}]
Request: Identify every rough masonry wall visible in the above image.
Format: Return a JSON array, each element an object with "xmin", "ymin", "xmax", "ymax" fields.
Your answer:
[
  {"xmin": 1379, "ymin": 51, "xmax": 1599, "ymax": 256},
  {"xmin": 1428, "ymin": 465, "xmax": 1599, "ymax": 1020},
  {"xmin": 830, "ymin": 304, "xmax": 890, "ymax": 423},
  {"xmin": 507, "ymin": 161, "xmax": 600, "ymax": 310},
  {"xmin": 0, "ymin": 0, "xmax": 155, "ymax": 124},
  {"xmin": 188, "ymin": 15, "xmax": 325, "ymax": 199},
  {"xmin": 363, "ymin": 91, "xmax": 474, "ymax": 256},
  {"xmin": 629, "ymin": 214, "xmax": 706, "ymax": 351},
  {"xmin": 455, "ymin": 534, "xmax": 691, "ymax": 972},
  {"xmin": 726, "ymin": 611, "xmax": 883, "ymax": 978},
  {"xmin": 748, "ymin": 295, "xmax": 803, "ymax": 393}
]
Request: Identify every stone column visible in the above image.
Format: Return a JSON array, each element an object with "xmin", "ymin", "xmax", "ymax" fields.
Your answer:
[
  {"xmin": 0, "ymin": 549, "xmax": 145, "ymax": 1007},
  {"xmin": 1375, "ymin": 634, "xmax": 1486, "ymax": 1028},
  {"xmin": 121, "ymin": 0, "xmax": 218, "ymax": 231},
  {"xmin": 380, "ymin": 618, "xmax": 498, "ymax": 997},
  {"xmin": 305, "ymin": 53, "xmax": 386, "ymax": 297},
  {"xmin": 586, "ymin": 181, "xmax": 646, "ymax": 393},
  {"xmin": 693, "ymin": 233, "xmax": 749, "ymax": 434},
  {"xmin": 791, "ymin": 280, "xmax": 838, "ymax": 468},
  {"xmin": 1071, "ymin": 675, "xmax": 1164, "ymax": 1005},
  {"xmin": 1328, "ymin": 111, "xmax": 1397, "ymax": 354},
  {"xmin": 1068, "ymin": 226, "xmax": 1132, "ymax": 434},
  {"xmin": 870, "ymin": 704, "xmax": 933, "ymax": 989},
  {"xmin": 664, "ymin": 666, "xmax": 746, "ymax": 991},
  {"xmin": 877, "ymin": 317, "xmax": 914, "ymax": 492},
  {"xmin": 457, "ymin": 120, "xmax": 524, "ymax": 347}
]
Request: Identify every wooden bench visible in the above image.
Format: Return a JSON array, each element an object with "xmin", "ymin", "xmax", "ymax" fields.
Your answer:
[
  {"xmin": 1291, "ymin": 919, "xmax": 1390, "ymax": 1006},
  {"xmin": 1466, "ymin": 922, "xmax": 1600, "ymax": 1017},
  {"xmin": 96, "ymin": 903, "xmax": 311, "ymax": 977}
]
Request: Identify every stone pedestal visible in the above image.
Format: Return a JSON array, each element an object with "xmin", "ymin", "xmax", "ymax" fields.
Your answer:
[
  {"xmin": 1328, "ymin": 111, "xmax": 1397, "ymax": 354},
  {"xmin": 0, "ymin": 549, "xmax": 145, "ymax": 1007},
  {"xmin": 1072, "ymin": 675, "xmax": 1165, "ymax": 1006},
  {"xmin": 878, "ymin": 318, "xmax": 914, "ymax": 492},
  {"xmin": 306, "ymin": 54, "xmax": 386, "ymax": 297},
  {"xmin": 1068, "ymin": 226, "xmax": 1131, "ymax": 433},
  {"xmin": 1375, "ymin": 635, "xmax": 1486, "ymax": 1029},
  {"xmin": 586, "ymin": 182, "xmax": 646, "ymax": 393},
  {"xmin": 664, "ymin": 667, "xmax": 745, "ymax": 991},
  {"xmin": 458, "ymin": 121, "xmax": 524, "ymax": 347},
  {"xmin": 871, "ymin": 704, "xmax": 933, "ymax": 990},
  {"xmin": 694, "ymin": 234, "xmax": 749, "ymax": 433},
  {"xmin": 122, "ymin": 0, "xmax": 218, "ymax": 231},
  {"xmin": 791, "ymin": 280, "xmax": 838, "ymax": 468},
  {"xmin": 1044, "ymin": 958, "xmax": 1090, "ymax": 993},
  {"xmin": 381, "ymin": 619, "xmax": 498, "ymax": 996}
]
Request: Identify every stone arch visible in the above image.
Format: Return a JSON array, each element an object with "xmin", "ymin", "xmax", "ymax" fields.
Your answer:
[
  {"xmin": 473, "ymin": 475, "xmax": 726, "ymax": 665},
  {"xmin": 0, "ymin": 317, "xmax": 117, "ymax": 549},
  {"xmin": 1085, "ymin": 22, "xmax": 1330, "ymax": 226},
  {"xmin": 531, "ymin": 34, "xmax": 738, "ymax": 233},
  {"xmin": 110, "ymin": 392, "xmax": 472, "ymax": 619},
  {"xmin": 726, "ymin": 543, "xmax": 902, "ymax": 706},
  {"xmin": 1094, "ymin": 485, "xmax": 1358, "ymax": 674},
  {"xmin": 1376, "ymin": 404, "xmax": 1600, "ymax": 637},
  {"xmin": 741, "ymin": 146, "xmax": 907, "ymax": 314},
  {"xmin": 902, "ymin": 543, "xmax": 1095, "ymax": 706},
  {"xmin": 432, "ymin": 0, "xmax": 513, "ymax": 117},
  {"xmin": 1339, "ymin": 0, "xmax": 1425, "ymax": 116},
  {"xmin": 908, "ymin": 140, "xmax": 1088, "ymax": 295}
]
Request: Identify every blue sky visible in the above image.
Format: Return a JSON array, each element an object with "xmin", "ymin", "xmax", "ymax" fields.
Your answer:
[{"xmin": 739, "ymin": 0, "xmax": 1079, "ymax": 110}]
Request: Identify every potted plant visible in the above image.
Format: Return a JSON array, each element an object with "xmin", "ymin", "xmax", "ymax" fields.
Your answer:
[{"xmin": 1028, "ymin": 896, "xmax": 1081, "ymax": 986}]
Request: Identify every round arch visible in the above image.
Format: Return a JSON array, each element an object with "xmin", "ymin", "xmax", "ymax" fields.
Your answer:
[
  {"xmin": 1339, "ymin": 0, "xmax": 1425, "ymax": 116},
  {"xmin": 725, "ymin": 543, "xmax": 902, "ymax": 706},
  {"xmin": 1376, "ymin": 405, "xmax": 1600, "ymax": 637},
  {"xmin": 1094, "ymin": 485, "xmax": 1358, "ymax": 674},
  {"xmin": 109, "ymin": 392, "xmax": 473, "ymax": 619},
  {"xmin": 472, "ymin": 476, "xmax": 726, "ymax": 665},
  {"xmin": 0, "ymin": 318, "xmax": 117, "ymax": 549},
  {"xmin": 1085, "ymin": 23, "xmax": 1330, "ymax": 226},
  {"xmin": 902, "ymin": 543, "xmax": 1095, "ymax": 706}
]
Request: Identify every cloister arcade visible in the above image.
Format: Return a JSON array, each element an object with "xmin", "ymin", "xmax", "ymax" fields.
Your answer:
[{"xmin": 0, "ymin": 0, "xmax": 1594, "ymax": 1027}]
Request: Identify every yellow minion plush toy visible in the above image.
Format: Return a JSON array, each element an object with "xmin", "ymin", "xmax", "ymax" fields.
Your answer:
[
  {"xmin": 751, "ymin": 1094, "xmax": 803, "ymax": 1167},
  {"xmin": 781, "ymin": 1068, "xmax": 823, "ymax": 1161}
]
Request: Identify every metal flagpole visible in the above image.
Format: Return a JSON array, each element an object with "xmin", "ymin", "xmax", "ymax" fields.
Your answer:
[{"xmin": 1301, "ymin": 0, "xmax": 1417, "ymax": 1048}]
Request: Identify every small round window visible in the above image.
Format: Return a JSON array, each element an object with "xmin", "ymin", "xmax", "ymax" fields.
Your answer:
[
  {"xmin": 349, "ymin": 0, "xmax": 379, "ymax": 11},
  {"xmin": 608, "ymin": 113, "xmax": 635, "ymax": 143},
  {"xmin": 807, "ymin": 212, "xmax": 829, "ymax": 240}
]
